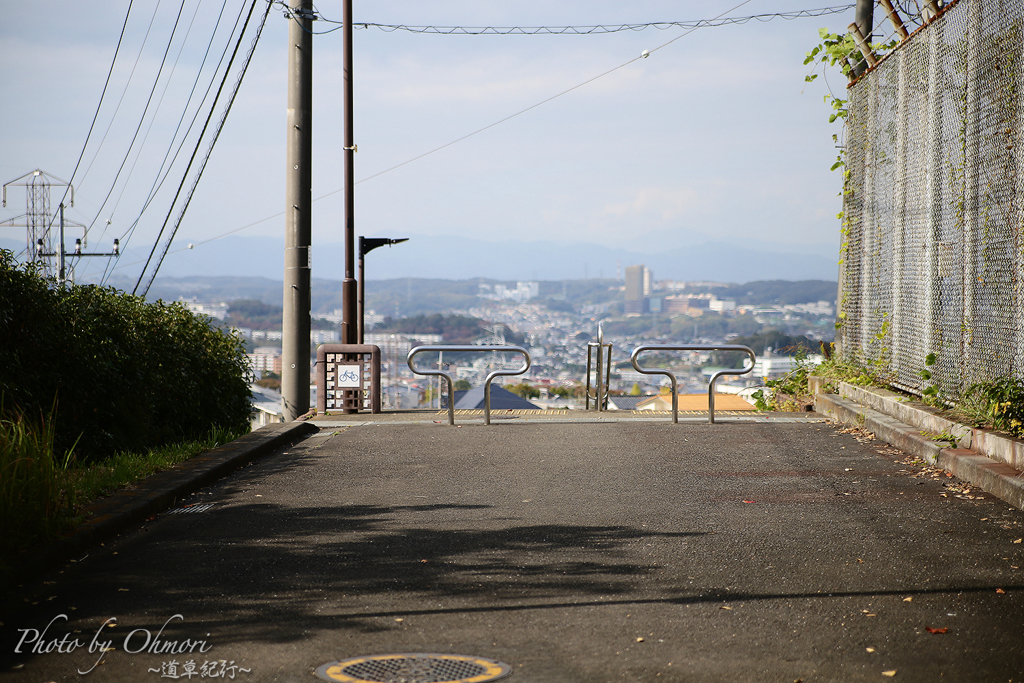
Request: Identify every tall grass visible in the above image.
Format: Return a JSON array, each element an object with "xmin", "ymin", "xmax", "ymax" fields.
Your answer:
[
  {"xmin": 2, "ymin": 417, "xmax": 242, "ymax": 565},
  {"xmin": 64, "ymin": 425, "xmax": 240, "ymax": 504},
  {"xmin": 0, "ymin": 409, "xmax": 75, "ymax": 560}
]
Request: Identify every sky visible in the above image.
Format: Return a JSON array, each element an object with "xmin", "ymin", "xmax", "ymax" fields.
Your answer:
[{"xmin": 0, "ymin": 1, "xmax": 856, "ymax": 285}]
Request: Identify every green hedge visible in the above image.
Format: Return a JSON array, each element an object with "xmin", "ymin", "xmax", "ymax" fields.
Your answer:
[{"xmin": 0, "ymin": 250, "xmax": 252, "ymax": 461}]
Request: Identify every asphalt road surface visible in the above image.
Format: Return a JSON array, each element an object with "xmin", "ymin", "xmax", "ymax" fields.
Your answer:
[{"xmin": 3, "ymin": 418, "xmax": 1024, "ymax": 682}]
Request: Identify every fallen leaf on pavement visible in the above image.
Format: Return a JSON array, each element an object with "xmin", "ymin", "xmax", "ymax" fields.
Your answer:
[
  {"xmin": 882, "ymin": 671, "xmax": 897, "ymax": 677},
  {"xmin": 996, "ymin": 588, "xmax": 1006, "ymax": 594},
  {"xmin": 636, "ymin": 637, "xmax": 644, "ymax": 642},
  {"xmin": 720, "ymin": 606, "xmax": 733, "ymax": 610},
  {"xmin": 902, "ymin": 597, "xmax": 913, "ymax": 602},
  {"xmin": 925, "ymin": 627, "xmax": 948, "ymax": 634},
  {"xmin": 866, "ymin": 647, "xmax": 875, "ymax": 653},
  {"xmin": 1014, "ymin": 538, "xmax": 1022, "ymax": 544}
]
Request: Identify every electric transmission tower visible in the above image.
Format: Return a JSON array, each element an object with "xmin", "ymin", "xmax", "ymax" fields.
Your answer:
[{"xmin": 2, "ymin": 169, "xmax": 118, "ymax": 284}]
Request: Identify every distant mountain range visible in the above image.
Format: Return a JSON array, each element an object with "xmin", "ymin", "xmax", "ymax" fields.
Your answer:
[
  {"xmin": 2, "ymin": 232, "xmax": 839, "ymax": 285},
  {"xmin": 2, "ymin": 233, "xmax": 838, "ymax": 317}
]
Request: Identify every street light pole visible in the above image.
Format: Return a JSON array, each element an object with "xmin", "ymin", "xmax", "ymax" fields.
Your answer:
[
  {"xmin": 341, "ymin": 0, "xmax": 358, "ymax": 344},
  {"xmin": 358, "ymin": 237, "xmax": 408, "ymax": 344}
]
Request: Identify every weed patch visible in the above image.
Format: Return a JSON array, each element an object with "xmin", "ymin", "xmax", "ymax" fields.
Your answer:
[{"xmin": 1, "ymin": 422, "xmax": 242, "ymax": 566}]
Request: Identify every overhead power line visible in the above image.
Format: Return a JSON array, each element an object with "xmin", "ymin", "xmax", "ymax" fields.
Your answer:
[
  {"xmin": 310, "ymin": 6, "xmax": 854, "ymax": 36},
  {"xmin": 132, "ymin": 0, "xmax": 272, "ymax": 296},
  {"xmin": 83, "ymin": 0, "xmax": 190, "ymax": 249},
  {"xmin": 49, "ymin": 1, "xmax": 134, "ymax": 224},
  {"xmin": 140, "ymin": 0, "xmax": 853, "ymax": 263},
  {"xmin": 95, "ymin": 0, "xmax": 241, "ymax": 285}
]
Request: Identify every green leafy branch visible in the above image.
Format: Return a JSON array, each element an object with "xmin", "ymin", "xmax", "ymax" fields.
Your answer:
[
  {"xmin": 804, "ymin": 29, "xmax": 857, "ymax": 123},
  {"xmin": 804, "ymin": 28, "xmax": 900, "ymax": 125}
]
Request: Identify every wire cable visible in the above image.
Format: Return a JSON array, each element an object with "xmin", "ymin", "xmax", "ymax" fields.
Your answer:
[
  {"xmin": 317, "ymin": 0, "xmax": 758, "ymax": 194},
  {"xmin": 74, "ymin": 1, "xmax": 164, "ymax": 197},
  {"xmin": 80, "ymin": 0, "xmax": 208, "ymax": 284},
  {"xmin": 102, "ymin": 0, "xmax": 212, "ymax": 226},
  {"xmin": 154, "ymin": 0, "xmax": 835, "ymax": 260},
  {"xmin": 127, "ymin": 0, "xmax": 237, "ymax": 222},
  {"xmin": 133, "ymin": 0, "xmax": 272, "ymax": 296},
  {"xmin": 47, "ymin": 1, "xmax": 134, "ymax": 227},
  {"xmin": 82, "ymin": 0, "xmax": 190, "ymax": 249},
  {"xmin": 307, "ymin": 6, "xmax": 854, "ymax": 36},
  {"xmin": 98, "ymin": 0, "xmax": 242, "ymax": 285}
]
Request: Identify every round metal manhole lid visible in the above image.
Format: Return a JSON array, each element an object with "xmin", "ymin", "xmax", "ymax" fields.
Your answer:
[{"xmin": 315, "ymin": 653, "xmax": 512, "ymax": 683}]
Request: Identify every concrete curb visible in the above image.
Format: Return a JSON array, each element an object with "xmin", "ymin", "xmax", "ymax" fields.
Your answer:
[
  {"xmin": 937, "ymin": 449, "xmax": 1024, "ymax": 511},
  {"xmin": 815, "ymin": 392, "xmax": 1024, "ymax": 510},
  {"xmin": 1, "ymin": 421, "xmax": 318, "ymax": 592},
  {"xmin": 833, "ymin": 381, "xmax": 1024, "ymax": 470},
  {"xmin": 836, "ymin": 382, "xmax": 972, "ymax": 448},
  {"xmin": 815, "ymin": 393, "xmax": 946, "ymax": 461}
]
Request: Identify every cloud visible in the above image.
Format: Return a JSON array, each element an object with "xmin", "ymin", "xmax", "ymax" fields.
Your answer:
[{"xmin": 601, "ymin": 187, "xmax": 702, "ymax": 220}]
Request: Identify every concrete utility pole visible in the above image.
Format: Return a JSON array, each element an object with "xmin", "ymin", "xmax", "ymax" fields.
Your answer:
[
  {"xmin": 282, "ymin": 1, "xmax": 314, "ymax": 421},
  {"xmin": 852, "ymin": 0, "xmax": 875, "ymax": 77},
  {"xmin": 340, "ymin": 0, "xmax": 358, "ymax": 345}
]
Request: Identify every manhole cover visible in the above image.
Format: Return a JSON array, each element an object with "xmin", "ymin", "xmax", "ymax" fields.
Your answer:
[{"xmin": 315, "ymin": 654, "xmax": 512, "ymax": 683}]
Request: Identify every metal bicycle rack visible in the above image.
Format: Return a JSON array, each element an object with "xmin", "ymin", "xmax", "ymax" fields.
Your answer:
[
  {"xmin": 630, "ymin": 344, "xmax": 756, "ymax": 424},
  {"xmin": 407, "ymin": 345, "xmax": 531, "ymax": 426},
  {"xmin": 585, "ymin": 322, "xmax": 612, "ymax": 411}
]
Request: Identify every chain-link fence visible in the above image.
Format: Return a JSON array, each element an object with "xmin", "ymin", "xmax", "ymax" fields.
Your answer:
[{"xmin": 839, "ymin": 0, "xmax": 1024, "ymax": 400}]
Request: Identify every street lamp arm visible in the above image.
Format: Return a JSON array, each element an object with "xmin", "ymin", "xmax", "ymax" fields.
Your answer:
[{"xmin": 359, "ymin": 236, "xmax": 409, "ymax": 257}]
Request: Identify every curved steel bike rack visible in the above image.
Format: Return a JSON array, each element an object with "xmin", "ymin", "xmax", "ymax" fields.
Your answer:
[
  {"xmin": 630, "ymin": 344, "xmax": 756, "ymax": 424},
  {"xmin": 407, "ymin": 345, "xmax": 531, "ymax": 425}
]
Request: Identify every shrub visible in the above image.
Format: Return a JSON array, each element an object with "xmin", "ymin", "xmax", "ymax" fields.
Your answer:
[{"xmin": 0, "ymin": 250, "xmax": 252, "ymax": 461}]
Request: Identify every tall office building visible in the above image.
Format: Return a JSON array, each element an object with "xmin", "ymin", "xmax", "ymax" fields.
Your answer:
[{"xmin": 625, "ymin": 264, "xmax": 650, "ymax": 315}]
